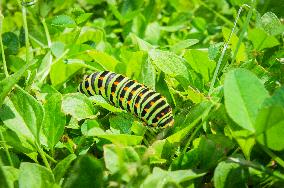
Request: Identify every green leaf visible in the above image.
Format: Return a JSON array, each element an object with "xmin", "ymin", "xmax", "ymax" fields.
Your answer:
[
  {"xmin": 109, "ymin": 112, "xmax": 133, "ymax": 134},
  {"xmin": 42, "ymin": 93, "xmax": 66, "ymax": 149},
  {"xmin": 63, "ymin": 155, "xmax": 103, "ymax": 188},
  {"xmin": 2, "ymin": 32, "xmax": 19, "ymax": 55},
  {"xmin": 224, "ymin": 68, "xmax": 269, "ymax": 131},
  {"xmin": 213, "ymin": 160, "xmax": 248, "ymax": 188},
  {"xmin": 138, "ymin": 58, "xmax": 156, "ymax": 89},
  {"xmin": 0, "ymin": 166, "xmax": 19, "ymax": 188},
  {"xmin": 255, "ymin": 106, "xmax": 284, "ymax": 151},
  {"xmin": 19, "ymin": 163, "xmax": 56, "ymax": 188},
  {"xmin": 141, "ymin": 167, "xmax": 205, "ymax": 187},
  {"xmin": 50, "ymin": 15, "xmax": 76, "ymax": 28},
  {"xmin": 86, "ymin": 50, "xmax": 120, "ymax": 72},
  {"xmin": 262, "ymin": 86, "xmax": 284, "ymax": 108},
  {"xmin": 96, "ymin": 133, "xmax": 143, "ymax": 146},
  {"xmin": 257, "ymin": 12, "xmax": 284, "ymax": 36},
  {"xmin": 171, "ymin": 39, "xmax": 199, "ymax": 54},
  {"xmin": 90, "ymin": 95, "xmax": 122, "ymax": 113},
  {"xmin": 35, "ymin": 51, "xmax": 53, "ymax": 84},
  {"xmin": 248, "ymin": 28, "xmax": 280, "ymax": 50},
  {"xmin": 222, "ymin": 27, "xmax": 247, "ymax": 63},
  {"xmin": 51, "ymin": 41, "xmax": 65, "ymax": 58},
  {"xmin": 104, "ymin": 144, "xmax": 140, "ymax": 175},
  {"xmin": 196, "ymin": 135, "xmax": 235, "ymax": 170},
  {"xmin": 0, "ymin": 87, "xmax": 44, "ymax": 142},
  {"xmin": 50, "ymin": 60, "xmax": 82, "ymax": 88},
  {"xmin": 149, "ymin": 49, "xmax": 189, "ymax": 81},
  {"xmin": 53, "ymin": 154, "xmax": 77, "ymax": 183},
  {"xmin": 62, "ymin": 93, "xmax": 98, "ymax": 121},
  {"xmin": 184, "ymin": 49, "xmax": 216, "ymax": 83},
  {"xmin": 0, "ymin": 61, "xmax": 32, "ymax": 106}
]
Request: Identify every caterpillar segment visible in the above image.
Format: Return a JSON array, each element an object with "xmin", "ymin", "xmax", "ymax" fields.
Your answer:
[{"xmin": 78, "ymin": 71, "xmax": 174, "ymax": 128}]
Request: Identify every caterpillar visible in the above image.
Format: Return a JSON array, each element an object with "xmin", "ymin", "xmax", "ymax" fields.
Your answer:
[{"xmin": 78, "ymin": 71, "xmax": 174, "ymax": 128}]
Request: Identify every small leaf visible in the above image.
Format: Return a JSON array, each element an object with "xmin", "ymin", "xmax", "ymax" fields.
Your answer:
[
  {"xmin": 50, "ymin": 15, "xmax": 76, "ymax": 27},
  {"xmin": 53, "ymin": 154, "xmax": 77, "ymax": 183},
  {"xmin": 149, "ymin": 49, "xmax": 189, "ymax": 81},
  {"xmin": 63, "ymin": 155, "xmax": 103, "ymax": 188},
  {"xmin": 0, "ymin": 166, "xmax": 19, "ymax": 188},
  {"xmin": 141, "ymin": 167, "xmax": 205, "ymax": 187},
  {"xmin": 42, "ymin": 93, "xmax": 66, "ymax": 149},
  {"xmin": 62, "ymin": 93, "xmax": 98, "ymax": 121},
  {"xmin": 248, "ymin": 28, "xmax": 280, "ymax": 50},
  {"xmin": 213, "ymin": 160, "xmax": 248, "ymax": 188},
  {"xmin": 224, "ymin": 68, "xmax": 269, "ymax": 131},
  {"xmin": 19, "ymin": 163, "xmax": 56, "ymax": 188},
  {"xmin": 90, "ymin": 95, "xmax": 122, "ymax": 113}
]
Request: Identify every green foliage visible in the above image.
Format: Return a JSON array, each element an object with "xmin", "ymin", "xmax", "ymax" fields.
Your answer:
[{"xmin": 0, "ymin": 0, "xmax": 283, "ymax": 187}]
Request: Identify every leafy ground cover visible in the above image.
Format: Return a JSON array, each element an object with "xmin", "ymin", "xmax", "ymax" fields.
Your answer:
[{"xmin": 0, "ymin": 0, "xmax": 284, "ymax": 187}]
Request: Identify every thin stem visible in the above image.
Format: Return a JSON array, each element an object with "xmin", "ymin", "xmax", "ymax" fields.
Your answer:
[
  {"xmin": 0, "ymin": 11, "xmax": 8, "ymax": 77},
  {"xmin": 231, "ymin": 3, "xmax": 255, "ymax": 64},
  {"xmin": 228, "ymin": 157, "xmax": 284, "ymax": 181},
  {"xmin": 209, "ymin": 6, "xmax": 244, "ymax": 95},
  {"xmin": 22, "ymin": 3, "xmax": 30, "ymax": 65},
  {"xmin": 199, "ymin": 0, "xmax": 234, "ymax": 27},
  {"xmin": 261, "ymin": 146, "xmax": 284, "ymax": 169},
  {"xmin": 41, "ymin": 18, "xmax": 51, "ymax": 48},
  {"xmin": 35, "ymin": 142, "xmax": 51, "ymax": 170},
  {"xmin": 0, "ymin": 130, "xmax": 14, "ymax": 167}
]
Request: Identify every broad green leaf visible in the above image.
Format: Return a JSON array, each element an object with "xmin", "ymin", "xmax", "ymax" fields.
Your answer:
[
  {"xmin": 138, "ymin": 58, "xmax": 156, "ymax": 89},
  {"xmin": 170, "ymin": 149, "xmax": 200, "ymax": 170},
  {"xmin": 35, "ymin": 51, "xmax": 53, "ymax": 84},
  {"xmin": 184, "ymin": 49, "xmax": 216, "ymax": 83},
  {"xmin": 86, "ymin": 50, "xmax": 120, "ymax": 72},
  {"xmin": 0, "ymin": 128, "xmax": 37, "ymax": 160},
  {"xmin": 19, "ymin": 163, "xmax": 56, "ymax": 188},
  {"xmin": 144, "ymin": 22, "xmax": 160, "ymax": 44},
  {"xmin": 62, "ymin": 93, "xmax": 98, "ymax": 121},
  {"xmin": 257, "ymin": 12, "xmax": 284, "ymax": 36},
  {"xmin": 224, "ymin": 68, "xmax": 269, "ymax": 131},
  {"xmin": 49, "ymin": 15, "xmax": 76, "ymax": 27},
  {"xmin": 2, "ymin": 32, "xmax": 19, "ymax": 55},
  {"xmin": 148, "ymin": 140, "xmax": 174, "ymax": 164},
  {"xmin": 213, "ymin": 160, "xmax": 248, "ymax": 188},
  {"xmin": 262, "ymin": 86, "xmax": 284, "ymax": 108},
  {"xmin": 255, "ymin": 106, "xmax": 284, "ymax": 151},
  {"xmin": 0, "ymin": 166, "xmax": 19, "ymax": 188},
  {"xmin": 96, "ymin": 133, "xmax": 143, "ymax": 146},
  {"xmin": 0, "ymin": 61, "xmax": 31, "ymax": 106},
  {"xmin": 90, "ymin": 95, "xmax": 122, "ymax": 113},
  {"xmin": 0, "ymin": 87, "xmax": 44, "ymax": 142},
  {"xmin": 149, "ymin": 49, "xmax": 189, "ymax": 80},
  {"xmin": 53, "ymin": 154, "xmax": 77, "ymax": 183},
  {"xmin": 50, "ymin": 60, "xmax": 82, "ymax": 88},
  {"xmin": 248, "ymin": 28, "xmax": 280, "ymax": 50},
  {"xmin": 141, "ymin": 167, "xmax": 205, "ymax": 187},
  {"xmin": 109, "ymin": 112, "xmax": 134, "ymax": 134},
  {"xmin": 129, "ymin": 33, "xmax": 153, "ymax": 51},
  {"xmin": 51, "ymin": 41, "xmax": 65, "ymax": 58},
  {"xmin": 222, "ymin": 27, "xmax": 247, "ymax": 63},
  {"xmin": 63, "ymin": 155, "xmax": 103, "ymax": 188},
  {"xmin": 104, "ymin": 144, "xmax": 140, "ymax": 175},
  {"xmin": 196, "ymin": 135, "xmax": 235, "ymax": 170},
  {"xmin": 171, "ymin": 39, "xmax": 199, "ymax": 54},
  {"xmin": 42, "ymin": 93, "xmax": 66, "ymax": 149}
]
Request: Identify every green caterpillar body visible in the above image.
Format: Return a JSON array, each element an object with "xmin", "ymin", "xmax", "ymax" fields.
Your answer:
[{"xmin": 78, "ymin": 71, "xmax": 174, "ymax": 128}]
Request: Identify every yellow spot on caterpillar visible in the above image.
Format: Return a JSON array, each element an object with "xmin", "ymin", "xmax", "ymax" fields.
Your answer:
[
  {"xmin": 150, "ymin": 101, "xmax": 155, "ymax": 106},
  {"xmin": 100, "ymin": 87, "xmax": 104, "ymax": 90},
  {"xmin": 127, "ymin": 101, "xmax": 131, "ymax": 105},
  {"xmin": 161, "ymin": 112, "xmax": 165, "ymax": 116},
  {"xmin": 139, "ymin": 93, "xmax": 143, "ymax": 97},
  {"xmin": 86, "ymin": 87, "xmax": 91, "ymax": 90},
  {"xmin": 114, "ymin": 81, "xmax": 119, "ymax": 85},
  {"xmin": 144, "ymin": 108, "xmax": 149, "ymax": 112},
  {"xmin": 135, "ymin": 103, "xmax": 139, "ymax": 108},
  {"xmin": 111, "ymin": 92, "xmax": 115, "ymax": 95},
  {"xmin": 123, "ymin": 87, "xmax": 129, "ymax": 91},
  {"xmin": 120, "ymin": 97, "xmax": 123, "ymax": 101},
  {"xmin": 131, "ymin": 90, "xmax": 135, "ymax": 94},
  {"xmin": 99, "ymin": 77, "xmax": 104, "ymax": 80},
  {"xmin": 157, "ymin": 116, "xmax": 160, "ymax": 120}
]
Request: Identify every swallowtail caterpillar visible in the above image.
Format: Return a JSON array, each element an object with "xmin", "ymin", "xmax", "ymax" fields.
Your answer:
[{"xmin": 78, "ymin": 71, "xmax": 174, "ymax": 128}]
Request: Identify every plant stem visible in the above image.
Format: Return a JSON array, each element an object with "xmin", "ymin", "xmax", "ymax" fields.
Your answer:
[
  {"xmin": 41, "ymin": 18, "xmax": 51, "ymax": 48},
  {"xmin": 209, "ymin": 6, "xmax": 244, "ymax": 95},
  {"xmin": 261, "ymin": 146, "xmax": 284, "ymax": 169},
  {"xmin": 0, "ymin": 130, "xmax": 14, "ymax": 167},
  {"xmin": 231, "ymin": 2, "xmax": 255, "ymax": 64},
  {"xmin": 0, "ymin": 10, "xmax": 8, "ymax": 77},
  {"xmin": 199, "ymin": 0, "xmax": 234, "ymax": 27},
  {"xmin": 228, "ymin": 157, "xmax": 284, "ymax": 181},
  {"xmin": 35, "ymin": 142, "xmax": 51, "ymax": 170},
  {"xmin": 22, "ymin": 2, "xmax": 30, "ymax": 65}
]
